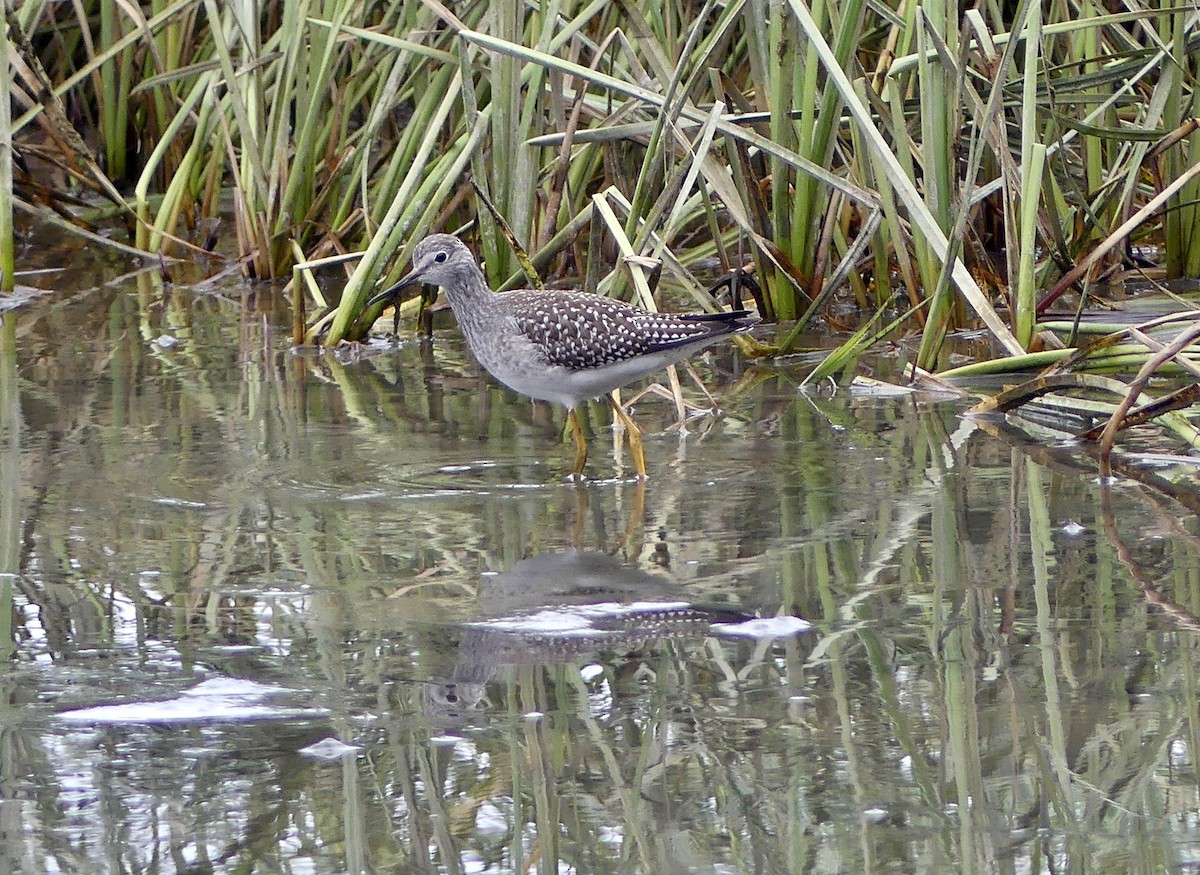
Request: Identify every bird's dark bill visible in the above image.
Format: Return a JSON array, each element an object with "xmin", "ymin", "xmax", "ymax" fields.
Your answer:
[{"xmin": 366, "ymin": 269, "xmax": 422, "ymax": 308}]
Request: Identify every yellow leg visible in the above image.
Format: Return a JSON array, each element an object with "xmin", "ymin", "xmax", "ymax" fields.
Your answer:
[
  {"xmin": 607, "ymin": 394, "xmax": 647, "ymax": 479},
  {"xmin": 568, "ymin": 408, "xmax": 588, "ymax": 479}
]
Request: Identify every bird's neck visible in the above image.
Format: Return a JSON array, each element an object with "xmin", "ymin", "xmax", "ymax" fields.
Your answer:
[{"xmin": 438, "ymin": 265, "xmax": 494, "ymax": 325}]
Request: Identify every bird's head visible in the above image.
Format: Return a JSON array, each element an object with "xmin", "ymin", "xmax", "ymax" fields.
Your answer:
[{"xmin": 367, "ymin": 234, "xmax": 475, "ymax": 309}]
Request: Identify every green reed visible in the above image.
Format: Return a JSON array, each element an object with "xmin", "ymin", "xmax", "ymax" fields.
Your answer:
[
  {"xmin": 0, "ymin": 9, "xmax": 11, "ymax": 294},
  {"xmin": 5, "ymin": 0, "xmax": 1198, "ymax": 371}
]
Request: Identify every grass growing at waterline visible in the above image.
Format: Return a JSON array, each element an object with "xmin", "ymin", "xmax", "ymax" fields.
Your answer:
[
  {"xmin": 0, "ymin": 9, "xmax": 13, "ymax": 294},
  {"xmin": 4, "ymin": 0, "xmax": 1200, "ymax": 458}
]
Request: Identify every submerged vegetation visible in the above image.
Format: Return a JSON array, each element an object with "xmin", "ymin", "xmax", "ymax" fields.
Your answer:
[{"xmin": 2, "ymin": 0, "xmax": 1200, "ymax": 459}]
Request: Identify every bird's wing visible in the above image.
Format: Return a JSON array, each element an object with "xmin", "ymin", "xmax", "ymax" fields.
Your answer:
[{"xmin": 501, "ymin": 291, "xmax": 718, "ymax": 371}]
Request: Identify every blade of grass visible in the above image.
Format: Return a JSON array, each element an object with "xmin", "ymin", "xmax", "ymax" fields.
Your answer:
[
  {"xmin": 1014, "ymin": 144, "xmax": 1046, "ymax": 347},
  {"xmin": 1013, "ymin": 0, "xmax": 1043, "ymax": 343}
]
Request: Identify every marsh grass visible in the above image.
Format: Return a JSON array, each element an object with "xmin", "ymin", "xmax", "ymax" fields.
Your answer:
[
  {"xmin": 1, "ymin": 9, "xmax": 12, "ymax": 294},
  {"xmin": 5, "ymin": 0, "xmax": 1200, "ymax": 442}
]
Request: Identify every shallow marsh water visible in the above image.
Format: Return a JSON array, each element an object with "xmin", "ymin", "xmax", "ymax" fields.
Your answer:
[{"xmin": 2, "ymin": 252, "xmax": 1200, "ymax": 874}]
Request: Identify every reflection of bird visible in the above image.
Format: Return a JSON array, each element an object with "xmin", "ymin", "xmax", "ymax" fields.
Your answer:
[
  {"xmin": 453, "ymin": 551, "xmax": 752, "ymax": 679},
  {"xmin": 368, "ymin": 235, "xmax": 758, "ymax": 478},
  {"xmin": 476, "ymin": 550, "xmax": 697, "ymax": 613}
]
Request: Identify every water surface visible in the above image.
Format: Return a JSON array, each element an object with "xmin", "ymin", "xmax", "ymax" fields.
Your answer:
[{"xmin": 1, "ymin": 252, "xmax": 1198, "ymax": 873}]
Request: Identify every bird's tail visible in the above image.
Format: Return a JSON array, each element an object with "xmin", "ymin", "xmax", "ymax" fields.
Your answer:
[{"xmin": 681, "ymin": 309, "xmax": 760, "ymax": 333}]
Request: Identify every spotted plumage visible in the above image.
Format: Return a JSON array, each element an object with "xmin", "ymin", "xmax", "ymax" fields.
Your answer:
[
  {"xmin": 367, "ymin": 233, "xmax": 759, "ymax": 478},
  {"xmin": 498, "ymin": 290, "xmax": 748, "ymax": 371}
]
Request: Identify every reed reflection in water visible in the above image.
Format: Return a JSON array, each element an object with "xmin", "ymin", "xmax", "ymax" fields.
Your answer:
[{"xmin": 0, "ymin": 264, "xmax": 1197, "ymax": 873}]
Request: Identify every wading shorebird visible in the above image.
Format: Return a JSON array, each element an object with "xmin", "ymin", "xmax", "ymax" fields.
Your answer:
[{"xmin": 368, "ymin": 234, "xmax": 758, "ymax": 478}]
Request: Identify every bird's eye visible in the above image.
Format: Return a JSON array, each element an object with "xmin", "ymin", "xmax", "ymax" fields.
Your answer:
[{"xmin": 434, "ymin": 251, "xmax": 448, "ymax": 263}]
